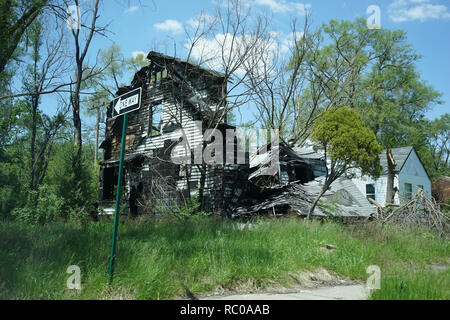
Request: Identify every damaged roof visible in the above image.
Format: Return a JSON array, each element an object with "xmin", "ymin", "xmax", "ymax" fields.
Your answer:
[{"xmin": 147, "ymin": 51, "xmax": 226, "ymax": 79}]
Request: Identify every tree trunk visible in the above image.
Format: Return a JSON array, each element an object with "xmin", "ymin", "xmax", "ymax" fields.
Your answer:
[
  {"xmin": 72, "ymin": 61, "xmax": 83, "ymax": 179},
  {"xmin": 308, "ymin": 183, "xmax": 330, "ymax": 219},
  {"xmin": 29, "ymin": 95, "xmax": 38, "ymax": 192},
  {"xmin": 94, "ymin": 107, "xmax": 100, "ymax": 164},
  {"xmin": 198, "ymin": 162, "xmax": 207, "ymax": 212},
  {"xmin": 386, "ymin": 148, "xmax": 396, "ymax": 205},
  {"xmin": 198, "ymin": 141, "xmax": 207, "ymax": 212}
]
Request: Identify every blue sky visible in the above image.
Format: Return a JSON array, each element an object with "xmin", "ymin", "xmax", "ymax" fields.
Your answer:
[{"xmin": 53, "ymin": 0, "xmax": 450, "ymax": 123}]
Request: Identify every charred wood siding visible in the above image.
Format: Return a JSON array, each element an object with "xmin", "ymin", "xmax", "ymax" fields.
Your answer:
[{"xmin": 99, "ymin": 52, "xmax": 243, "ymax": 215}]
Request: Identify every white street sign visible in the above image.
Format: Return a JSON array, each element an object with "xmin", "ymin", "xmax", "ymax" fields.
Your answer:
[{"xmin": 112, "ymin": 87, "xmax": 142, "ymax": 118}]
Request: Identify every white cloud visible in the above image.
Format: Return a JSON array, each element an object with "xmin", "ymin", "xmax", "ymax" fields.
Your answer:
[
  {"xmin": 186, "ymin": 33, "xmax": 278, "ymax": 77},
  {"xmin": 124, "ymin": 6, "xmax": 138, "ymax": 14},
  {"xmin": 185, "ymin": 30, "xmax": 299, "ymax": 78},
  {"xmin": 154, "ymin": 19, "xmax": 184, "ymax": 34},
  {"xmin": 388, "ymin": 0, "xmax": 450, "ymax": 22},
  {"xmin": 132, "ymin": 51, "xmax": 147, "ymax": 59},
  {"xmin": 255, "ymin": 0, "xmax": 291, "ymax": 13},
  {"xmin": 280, "ymin": 31, "xmax": 304, "ymax": 53},
  {"xmin": 293, "ymin": 3, "xmax": 311, "ymax": 16},
  {"xmin": 254, "ymin": 0, "xmax": 311, "ymax": 15},
  {"xmin": 187, "ymin": 14, "xmax": 216, "ymax": 29}
]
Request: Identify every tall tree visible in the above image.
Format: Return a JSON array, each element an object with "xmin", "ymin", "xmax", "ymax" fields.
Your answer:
[
  {"xmin": 0, "ymin": 0, "xmax": 48, "ymax": 75},
  {"xmin": 63, "ymin": 0, "xmax": 102, "ymax": 179},
  {"xmin": 287, "ymin": 18, "xmax": 442, "ymax": 149},
  {"xmin": 308, "ymin": 108, "xmax": 383, "ymax": 218},
  {"xmin": 22, "ymin": 17, "xmax": 68, "ymax": 192},
  {"xmin": 418, "ymin": 114, "xmax": 450, "ymax": 178}
]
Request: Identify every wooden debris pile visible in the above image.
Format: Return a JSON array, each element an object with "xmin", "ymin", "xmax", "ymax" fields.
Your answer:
[
  {"xmin": 230, "ymin": 183, "xmax": 317, "ymax": 218},
  {"xmin": 370, "ymin": 190, "xmax": 450, "ymax": 237}
]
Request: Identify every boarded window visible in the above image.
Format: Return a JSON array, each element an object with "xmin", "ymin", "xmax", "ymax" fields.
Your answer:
[{"xmin": 366, "ymin": 184, "xmax": 375, "ymax": 201}]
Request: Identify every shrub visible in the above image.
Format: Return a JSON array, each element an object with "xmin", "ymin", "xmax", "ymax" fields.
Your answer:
[
  {"xmin": 171, "ymin": 196, "xmax": 211, "ymax": 220},
  {"xmin": 12, "ymin": 185, "xmax": 65, "ymax": 225}
]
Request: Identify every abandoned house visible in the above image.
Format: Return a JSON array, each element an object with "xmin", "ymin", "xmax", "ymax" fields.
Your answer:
[
  {"xmin": 98, "ymin": 51, "xmax": 252, "ymax": 216},
  {"xmin": 99, "ymin": 51, "xmax": 427, "ymax": 219},
  {"xmin": 98, "ymin": 51, "xmax": 337, "ymax": 217}
]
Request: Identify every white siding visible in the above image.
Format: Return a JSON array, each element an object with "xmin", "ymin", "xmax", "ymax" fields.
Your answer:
[
  {"xmin": 351, "ymin": 149, "xmax": 430, "ymax": 205},
  {"xmin": 398, "ymin": 149, "xmax": 432, "ymax": 202}
]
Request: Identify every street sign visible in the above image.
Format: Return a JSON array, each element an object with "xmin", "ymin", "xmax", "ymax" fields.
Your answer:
[
  {"xmin": 112, "ymin": 87, "xmax": 142, "ymax": 118},
  {"xmin": 108, "ymin": 87, "xmax": 142, "ymax": 284}
]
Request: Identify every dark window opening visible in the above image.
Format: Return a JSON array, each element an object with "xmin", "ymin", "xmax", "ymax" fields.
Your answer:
[
  {"xmin": 366, "ymin": 184, "xmax": 376, "ymax": 201},
  {"xmin": 294, "ymin": 164, "xmax": 315, "ymax": 184}
]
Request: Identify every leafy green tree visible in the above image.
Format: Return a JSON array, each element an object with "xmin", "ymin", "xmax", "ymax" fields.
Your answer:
[
  {"xmin": 417, "ymin": 114, "xmax": 449, "ymax": 178},
  {"xmin": 289, "ymin": 19, "xmax": 442, "ymax": 151},
  {"xmin": 309, "ymin": 107, "xmax": 383, "ymax": 218},
  {"xmin": 0, "ymin": 0, "xmax": 48, "ymax": 75}
]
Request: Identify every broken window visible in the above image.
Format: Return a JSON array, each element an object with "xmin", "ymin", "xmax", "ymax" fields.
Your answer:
[
  {"xmin": 150, "ymin": 103, "xmax": 162, "ymax": 136},
  {"xmin": 404, "ymin": 183, "xmax": 412, "ymax": 200},
  {"xmin": 366, "ymin": 184, "xmax": 375, "ymax": 201}
]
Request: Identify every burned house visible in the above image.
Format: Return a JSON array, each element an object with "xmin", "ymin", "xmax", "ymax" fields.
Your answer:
[
  {"xmin": 98, "ymin": 51, "xmax": 376, "ymax": 219},
  {"xmin": 99, "ymin": 51, "xmax": 250, "ymax": 216},
  {"xmin": 235, "ymin": 142, "xmax": 376, "ymax": 218}
]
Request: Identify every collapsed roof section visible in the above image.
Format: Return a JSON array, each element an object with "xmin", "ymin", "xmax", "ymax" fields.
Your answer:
[{"xmin": 122, "ymin": 51, "xmax": 227, "ymax": 123}]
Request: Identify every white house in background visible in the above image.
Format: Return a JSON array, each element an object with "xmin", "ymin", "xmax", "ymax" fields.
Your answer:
[
  {"xmin": 295, "ymin": 142, "xmax": 432, "ymax": 208},
  {"xmin": 349, "ymin": 147, "xmax": 432, "ymax": 205}
]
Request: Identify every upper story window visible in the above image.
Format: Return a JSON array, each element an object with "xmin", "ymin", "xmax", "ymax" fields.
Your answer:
[{"xmin": 366, "ymin": 184, "xmax": 375, "ymax": 201}]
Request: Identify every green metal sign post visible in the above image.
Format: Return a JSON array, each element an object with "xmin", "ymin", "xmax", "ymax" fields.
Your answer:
[
  {"xmin": 108, "ymin": 113, "xmax": 128, "ymax": 284},
  {"xmin": 107, "ymin": 87, "xmax": 141, "ymax": 284}
]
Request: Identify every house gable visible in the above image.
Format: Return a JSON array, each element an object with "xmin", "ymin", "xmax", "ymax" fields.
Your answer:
[
  {"xmin": 398, "ymin": 148, "xmax": 430, "ymax": 181},
  {"xmin": 396, "ymin": 148, "xmax": 432, "ymax": 201}
]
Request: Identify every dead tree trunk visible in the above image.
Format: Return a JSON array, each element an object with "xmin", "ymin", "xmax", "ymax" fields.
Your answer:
[
  {"xmin": 386, "ymin": 148, "xmax": 396, "ymax": 205},
  {"xmin": 94, "ymin": 106, "xmax": 100, "ymax": 164}
]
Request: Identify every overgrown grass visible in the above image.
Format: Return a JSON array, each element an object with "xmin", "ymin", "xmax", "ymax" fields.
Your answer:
[
  {"xmin": 370, "ymin": 270, "xmax": 450, "ymax": 300},
  {"xmin": 0, "ymin": 217, "xmax": 448, "ymax": 300}
]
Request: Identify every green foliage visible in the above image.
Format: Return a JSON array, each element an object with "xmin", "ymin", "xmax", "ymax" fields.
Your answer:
[
  {"xmin": 289, "ymin": 18, "xmax": 443, "ymax": 176},
  {"xmin": 311, "ymin": 107, "xmax": 383, "ymax": 179},
  {"xmin": 0, "ymin": 218, "xmax": 448, "ymax": 299},
  {"xmin": 0, "ymin": 0, "xmax": 48, "ymax": 74},
  {"xmin": 169, "ymin": 196, "xmax": 211, "ymax": 220},
  {"xmin": 415, "ymin": 114, "xmax": 449, "ymax": 178},
  {"xmin": 44, "ymin": 142, "xmax": 98, "ymax": 219},
  {"xmin": 370, "ymin": 270, "xmax": 450, "ymax": 300},
  {"xmin": 12, "ymin": 185, "xmax": 64, "ymax": 225}
]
